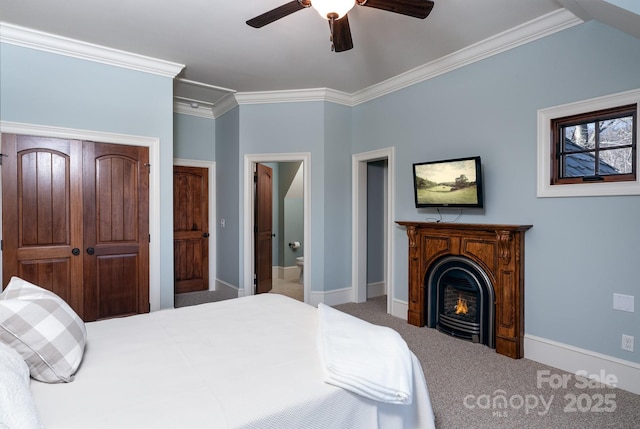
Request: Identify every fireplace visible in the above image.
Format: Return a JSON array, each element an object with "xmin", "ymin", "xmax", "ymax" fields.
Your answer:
[
  {"xmin": 426, "ymin": 256, "xmax": 495, "ymax": 348},
  {"xmin": 396, "ymin": 222, "xmax": 531, "ymax": 359}
]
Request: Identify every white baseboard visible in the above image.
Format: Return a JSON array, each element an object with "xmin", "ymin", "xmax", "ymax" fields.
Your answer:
[
  {"xmin": 391, "ymin": 299, "xmax": 408, "ymax": 320},
  {"xmin": 384, "ymin": 302, "xmax": 640, "ymax": 395},
  {"xmin": 525, "ymin": 334, "xmax": 640, "ymax": 395},
  {"xmin": 273, "ymin": 265, "xmax": 299, "ymax": 281},
  {"xmin": 310, "ymin": 287, "xmax": 352, "ymax": 307},
  {"xmin": 367, "ymin": 281, "xmax": 386, "ymax": 298},
  {"xmin": 215, "ymin": 279, "xmax": 240, "ymax": 299}
]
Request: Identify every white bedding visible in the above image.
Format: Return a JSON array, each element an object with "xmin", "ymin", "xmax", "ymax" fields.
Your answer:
[{"xmin": 30, "ymin": 294, "xmax": 435, "ymax": 429}]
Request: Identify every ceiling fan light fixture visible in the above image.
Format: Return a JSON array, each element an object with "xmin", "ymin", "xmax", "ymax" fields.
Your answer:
[{"xmin": 311, "ymin": 0, "xmax": 355, "ymax": 20}]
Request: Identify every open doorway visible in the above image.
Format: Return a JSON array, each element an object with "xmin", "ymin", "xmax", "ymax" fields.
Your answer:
[
  {"xmin": 243, "ymin": 153, "xmax": 311, "ymax": 303},
  {"xmin": 352, "ymin": 147, "xmax": 395, "ymax": 314},
  {"xmin": 262, "ymin": 161, "xmax": 305, "ymax": 301}
]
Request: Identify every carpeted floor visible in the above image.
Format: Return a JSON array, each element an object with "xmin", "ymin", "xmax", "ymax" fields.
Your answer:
[
  {"xmin": 174, "ymin": 277, "xmax": 303, "ymax": 308},
  {"xmin": 335, "ymin": 296, "xmax": 640, "ymax": 429}
]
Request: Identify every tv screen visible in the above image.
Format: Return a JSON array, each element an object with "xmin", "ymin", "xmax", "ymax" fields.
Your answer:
[{"xmin": 413, "ymin": 156, "xmax": 484, "ymax": 208}]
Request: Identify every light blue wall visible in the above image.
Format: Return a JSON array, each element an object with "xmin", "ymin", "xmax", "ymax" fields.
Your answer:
[
  {"xmin": 220, "ymin": 100, "xmax": 351, "ymax": 295},
  {"xmin": 353, "ymin": 20, "xmax": 640, "ymax": 363},
  {"xmin": 262, "ymin": 161, "xmax": 304, "ymax": 269},
  {"xmin": 174, "ymin": 113, "xmax": 215, "ymax": 160},
  {"xmin": 278, "ymin": 162, "xmax": 304, "ymax": 267},
  {"xmin": 284, "ymin": 198, "xmax": 304, "ymax": 267},
  {"xmin": 0, "ymin": 43, "xmax": 176, "ymax": 309},
  {"xmin": 215, "ymin": 107, "xmax": 240, "ymax": 287},
  {"xmin": 323, "ymin": 102, "xmax": 352, "ymax": 292},
  {"xmin": 238, "ymin": 102, "xmax": 336, "ymax": 293},
  {"xmin": 367, "ymin": 160, "xmax": 386, "ymax": 285}
]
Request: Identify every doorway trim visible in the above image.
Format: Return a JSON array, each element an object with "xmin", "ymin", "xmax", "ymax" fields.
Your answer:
[
  {"xmin": 352, "ymin": 147, "xmax": 395, "ymax": 314},
  {"xmin": 173, "ymin": 158, "xmax": 216, "ymax": 291},
  {"xmin": 0, "ymin": 121, "xmax": 162, "ymax": 310},
  {"xmin": 243, "ymin": 152, "xmax": 311, "ymax": 303}
]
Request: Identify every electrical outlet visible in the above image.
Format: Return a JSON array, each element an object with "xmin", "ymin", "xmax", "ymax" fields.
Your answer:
[{"xmin": 622, "ymin": 334, "xmax": 634, "ymax": 352}]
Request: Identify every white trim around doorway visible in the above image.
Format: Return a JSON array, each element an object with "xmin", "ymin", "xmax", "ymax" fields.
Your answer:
[
  {"xmin": 352, "ymin": 147, "xmax": 396, "ymax": 316},
  {"xmin": 242, "ymin": 152, "xmax": 311, "ymax": 303}
]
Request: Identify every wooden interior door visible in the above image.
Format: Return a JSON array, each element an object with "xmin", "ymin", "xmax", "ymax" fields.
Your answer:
[
  {"xmin": 1, "ymin": 134, "xmax": 85, "ymax": 317},
  {"xmin": 82, "ymin": 142, "xmax": 149, "ymax": 321},
  {"xmin": 254, "ymin": 163, "xmax": 273, "ymax": 294},
  {"xmin": 173, "ymin": 166, "xmax": 209, "ymax": 294},
  {"xmin": 2, "ymin": 135, "xmax": 149, "ymax": 321}
]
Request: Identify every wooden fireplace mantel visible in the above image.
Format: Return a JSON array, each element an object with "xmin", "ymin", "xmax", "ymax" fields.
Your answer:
[{"xmin": 396, "ymin": 222, "xmax": 532, "ymax": 359}]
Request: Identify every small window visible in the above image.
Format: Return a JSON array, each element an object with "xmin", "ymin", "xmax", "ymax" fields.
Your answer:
[
  {"xmin": 551, "ymin": 104, "xmax": 636, "ymax": 185},
  {"xmin": 537, "ymin": 89, "xmax": 640, "ymax": 197}
]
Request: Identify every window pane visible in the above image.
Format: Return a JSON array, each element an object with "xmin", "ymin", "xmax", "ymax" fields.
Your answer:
[
  {"xmin": 563, "ymin": 123, "xmax": 595, "ymax": 151},
  {"xmin": 563, "ymin": 153, "xmax": 595, "ymax": 177},
  {"xmin": 599, "ymin": 148, "xmax": 633, "ymax": 175},
  {"xmin": 599, "ymin": 116, "xmax": 633, "ymax": 148}
]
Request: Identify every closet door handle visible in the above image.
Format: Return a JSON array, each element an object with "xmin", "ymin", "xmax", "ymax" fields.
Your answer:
[
  {"xmin": 86, "ymin": 247, "xmax": 95, "ymax": 255},
  {"xmin": 202, "ymin": 233, "xmax": 210, "ymax": 238},
  {"xmin": 72, "ymin": 248, "xmax": 80, "ymax": 256}
]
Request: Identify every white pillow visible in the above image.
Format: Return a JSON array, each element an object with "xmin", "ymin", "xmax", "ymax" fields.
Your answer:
[
  {"xmin": 0, "ymin": 277, "xmax": 87, "ymax": 383},
  {"xmin": 0, "ymin": 341, "xmax": 44, "ymax": 429}
]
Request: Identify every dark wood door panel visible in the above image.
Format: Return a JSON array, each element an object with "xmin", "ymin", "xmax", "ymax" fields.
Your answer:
[
  {"xmin": 174, "ymin": 239, "xmax": 206, "ymax": 293},
  {"xmin": 254, "ymin": 163, "xmax": 273, "ymax": 294},
  {"xmin": 95, "ymin": 155, "xmax": 139, "ymax": 243},
  {"xmin": 19, "ymin": 150, "xmax": 70, "ymax": 246},
  {"xmin": 173, "ymin": 166, "xmax": 209, "ymax": 294},
  {"xmin": 95, "ymin": 254, "xmax": 139, "ymax": 319},
  {"xmin": 3, "ymin": 135, "xmax": 149, "ymax": 322},
  {"xmin": 2, "ymin": 134, "xmax": 84, "ymax": 318},
  {"xmin": 174, "ymin": 169, "xmax": 206, "ymax": 232},
  {"xmin": 18, "ymin": 259, "xmax": 73, "ymax": 308},
  {"xmin": 83, "ymin": 142, "xmax": 149, "ymax": 321}
]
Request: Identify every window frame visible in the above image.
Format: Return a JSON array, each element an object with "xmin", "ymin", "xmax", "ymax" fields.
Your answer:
[{"xmin": 537, "ymin": 88, "xmax": 640, "ymax": 197}]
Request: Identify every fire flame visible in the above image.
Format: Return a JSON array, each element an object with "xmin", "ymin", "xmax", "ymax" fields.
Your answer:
[{"xmin": 454, "ymin": 296, "xmax": 468, "ymax": 315}]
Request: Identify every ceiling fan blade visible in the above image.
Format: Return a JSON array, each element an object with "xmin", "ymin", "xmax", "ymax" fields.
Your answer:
[
  {"xmin": 331, "ymin": 15, "xmax": 353, "ymax": 52},
  {"xmin": 357, "ymin": 0, "xmax": 434, "ymax": 19},
  {"xmin": 246, "ymin": 0, "xmax": 309, "ymax": 28}
]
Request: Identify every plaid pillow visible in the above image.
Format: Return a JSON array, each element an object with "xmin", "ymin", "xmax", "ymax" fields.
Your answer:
[{"xmin": 0, "ymin": 277, "xmax": 86, "ymax": 383}]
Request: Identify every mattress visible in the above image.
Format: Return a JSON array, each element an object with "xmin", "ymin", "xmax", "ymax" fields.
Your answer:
[{"xmin": 30, "ymin": 294, "xmax": 435, "ymax": 428}]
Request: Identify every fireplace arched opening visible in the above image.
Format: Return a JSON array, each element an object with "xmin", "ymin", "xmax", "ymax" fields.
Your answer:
[{"xmin": 425, "ymin": 256, "xmax": 495, "ymax": 348}]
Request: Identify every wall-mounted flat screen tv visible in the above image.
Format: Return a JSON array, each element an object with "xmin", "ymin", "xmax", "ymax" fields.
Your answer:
[{"xmin": 413, "ymin": 156, "xmax": 484, "ymax": 208}]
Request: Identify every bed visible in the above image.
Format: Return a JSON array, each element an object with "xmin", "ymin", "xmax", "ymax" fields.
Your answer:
[{"xmin": 1, "ymin": 278, "xmax": 435, "ymax": 429}]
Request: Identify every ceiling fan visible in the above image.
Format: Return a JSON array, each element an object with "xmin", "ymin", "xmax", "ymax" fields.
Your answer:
[{"xmin": 246, "ymin": 0, "xmax": 435, "ymax": 52}]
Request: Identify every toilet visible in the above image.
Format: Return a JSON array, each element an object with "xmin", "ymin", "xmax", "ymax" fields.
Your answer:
[{"xmin": 295, "ymin": 257, "xmax": 304, "ymax": 285}]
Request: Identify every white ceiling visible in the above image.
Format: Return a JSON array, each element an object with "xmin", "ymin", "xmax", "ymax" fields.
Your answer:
[{"xmin": 0, "ymin": 0, "xmax": 638, "ymax": 108}]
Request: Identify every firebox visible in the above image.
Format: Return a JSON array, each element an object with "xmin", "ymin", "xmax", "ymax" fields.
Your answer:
[{"xmin": 426, "ymin": 256, "xmax": 495, "ymax": 348}]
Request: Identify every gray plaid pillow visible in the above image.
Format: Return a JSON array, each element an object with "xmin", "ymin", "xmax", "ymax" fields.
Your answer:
[{"xmin": 0, "ymin": 277, "xmax": 87, "ymax": 383}]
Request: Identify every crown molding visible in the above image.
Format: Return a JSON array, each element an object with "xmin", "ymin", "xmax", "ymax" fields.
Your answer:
[
  {"xmin": 0, "ymin": 22, "xmax": 184, "ymax": 78},
  {"xmin": 351, "ymin": 9, "xmax": 582, "ymax": 105},
  {"xmin": 211, "ymin": 93, "xmax": 240, "ymax": 118},
  {"xmin": 234, "ymin": 88, "xmax": 352, "ymax": 106},
  {"xmin": 173, "ymin": 101, "xmax": 214, "ymax": 119}
]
